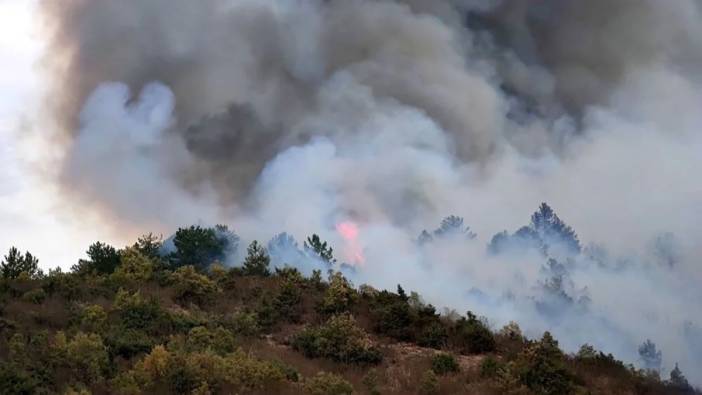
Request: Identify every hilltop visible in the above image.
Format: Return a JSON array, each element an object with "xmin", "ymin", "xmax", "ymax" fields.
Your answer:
[{"xmin": 0, "ymin": 230, "xmax": 698, "ymax": 395}]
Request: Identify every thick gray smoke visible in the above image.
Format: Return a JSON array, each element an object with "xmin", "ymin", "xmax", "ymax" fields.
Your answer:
[{"xmin": 41, "ymin": 0, "xmax": 702, "ymax": 385}]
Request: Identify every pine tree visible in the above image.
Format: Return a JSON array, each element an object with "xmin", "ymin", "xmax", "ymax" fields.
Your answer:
[
  {"xmin": 1, "ymin": 247, "xmax": 41, "ymax": 279},
  {"xmin": 242, "ymin": 241, "xmax": 271, "ymax": 276},
  {"xmin": 530, "ymin": 203, "xmax": 581, "ymax": 254},
  {"xmin": 304, "ymin": 234, "xmax": 336, "ymax": 265},
  {"xmin": 669, "ymin": 363, "xmax": 691, "ymax": 390},
  {"xmin": 638, "ymin": 339, "xmax": 662, "ymax": 372},
  {"xmin": 433, "ymin": 216, "xmax": 476, "ymax": 239}
]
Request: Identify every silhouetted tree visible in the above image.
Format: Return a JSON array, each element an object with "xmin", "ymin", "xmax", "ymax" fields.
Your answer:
[
  {"xmin": 305, "ymin": 234, "xmax": 336, "ymax": 265},
  {"xmin": 530, "ymin": 203, "xmax": 581, "ymax": 254},
  {"xmin": 242, "ymin": 241, "xmax": 271, "ymax": 277},
  {"xmin": 72, "ymin": 242, "xmax": 121, "ymax": 275},
  {"xmin": 417, "ymin": 230, "xmax": 434, "ymax": 246},
  {"xmin": 1, "ymin": 247, "xmax": 41, "ymax": 279},
  {"xmin": 669, "ymin": 363, "xmax": 691, "ymax": 391},
  {"xmin": 169, "ymin": 226, "xmax": 231, "ymax": 271},
  {"xmin": 433, "ymin": 215, "xmax": 476, "ymax": 239},
  {"xmin": 638, "ymin": 339, "xmax": 662, "ymax": 372},
  {"xmin": 132, "ymin": 233, "xmax": 163, "ymax": 261}
]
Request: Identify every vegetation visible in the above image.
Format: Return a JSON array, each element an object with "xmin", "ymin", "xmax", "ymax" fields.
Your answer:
[{"xmin": 0, "ymin": 234, "xmax": 698, "ymax": 395}]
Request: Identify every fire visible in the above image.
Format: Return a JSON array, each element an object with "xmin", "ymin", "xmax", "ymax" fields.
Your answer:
[{"xmin": 336, "ymin": 221, "xmax": 365, "ymax": 265}]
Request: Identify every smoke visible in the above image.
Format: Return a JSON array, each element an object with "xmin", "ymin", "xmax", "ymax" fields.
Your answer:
[{"xmin": 40, "ymin": 0, "xmax": 702, "ymax": 384}]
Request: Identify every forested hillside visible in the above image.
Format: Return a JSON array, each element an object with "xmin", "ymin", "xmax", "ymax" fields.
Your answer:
[{"xmin": 0, "ymin": 229, "xmax": 697, "ymax": 395}]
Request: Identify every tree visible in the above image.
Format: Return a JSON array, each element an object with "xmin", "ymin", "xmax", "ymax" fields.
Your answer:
[
  {"xmin": 132, "ymin": 233, "xmax": 163, "ymax": 261},
  {"xmin": 669, "ymin": 363, "xmax": 691, "ymax": 390},
  {"xmin": 433, "ymin": 215, "xmax": 476, "ymax": 239},
  {"xmin": 1, "ymin": 247, "xmax": 41, "ymax": 280},
  {"xmin": 0, "ymin": 247, "xmax": 43, "ymax": 279},
  {"xmin": 242, "ymin": 241, "xmax": 271, "ymax": 277},
  {"xmin": 72, "ymin": 242, "xmax": 121, "ymax": 275},
  {"xmin": 530, "ymin": 203, "xmax": 581, "ymax": 254},
  {"xmin": 169, "ymin": 226, "xmax": 229, "ymax": 271},
  {"xmin": 638, "ymin": 339, "xmax": 662, "ymax": 372},
  {"xmin": 305, "ymin": 234, "xmax": 336, "ymax": 265}
]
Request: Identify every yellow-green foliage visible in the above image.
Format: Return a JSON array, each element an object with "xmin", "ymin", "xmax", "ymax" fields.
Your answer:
[
  {"xmin": 304, "ymin": 372, "xmax": 354, "ymax": 395},
  {"xmin": 79, "ymin": 304, "xmax": 108, "ymax": 333},
  {"xmin": 170, "ymin": 265, "xmax": 220, "ymax": 304},
  {"xmin": 292, "ymin": 313, "xmax": 382, "ymax": 364},
  {"xmin": 318, "ymin": 272, "xmax": 357, "ymax": 315},
  {"xmin": 127, "ymin": 345, "xmax": 287, "ymax": 393},
  {"xmin": 419, "ymin": 369, "xmax": 439, "ymax": 394},
  {"xmin": 52, "ymin": 331, "xmax": 109, "ymax": 385},
  {"xmin": 112, "ymin": 247, "xmax": 154, "ymax": 282}
]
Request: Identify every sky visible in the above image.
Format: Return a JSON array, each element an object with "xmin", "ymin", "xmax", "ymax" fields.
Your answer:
[{"xmin": 0, "ymin": 0, "xmax": 120, "ymax": 269}]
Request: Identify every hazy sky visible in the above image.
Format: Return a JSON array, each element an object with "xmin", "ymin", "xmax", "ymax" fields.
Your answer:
[{"xmin": 0, "ymin": 0, "xmax": 120, "ymax": 269}]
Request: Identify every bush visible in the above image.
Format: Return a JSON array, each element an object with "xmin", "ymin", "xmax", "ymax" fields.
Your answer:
[
  {"xmin": 419, "ymin": 369, "xmax": 439, "ymax": 394},
  {"xmin": 114, "ymin": 289, "xmax": 163, "ymax": 331},
  {"xmin": 516, "ymin": 332, "xmax": 575, "ymax": 395},
  {"xmin": 133, "ymin": 347, "xmax": 287, "ymax": 394},
  {"xmin": 274, "ymin": 279, "xmax": 303, "ymax": 322},
  {"xmin": 418, "ymin": 322, "xmax": 449, "ymax": 349},
  {"xmin": 183, "ymin": 326, "xmax": 236, "ymax": 355},
  {"xmin": 170, "ymin": 266, "xmax": 220, "ymax": 305},
  {"xmin": 21, "ymin": 288, "xmax": 47, "ymax": 304},
  {"xmin": 292, "ymin": 313, "xmax": 382, "ymax": 365},
  {"xmin": 431, "ymin": 353, "xmax": 460, "ymax": 375},
  {"xmin": 52, "ymin": 331, "xmax": 109, "ymax": 385},
  {"xmin": 317, "ymin": 272, "xmax": 357, "ymax": 315},
  {"xmin": 111, "ymin": 247, "xmax": 154, "ymax": 282},
  {"xmin": 79, "ymin": 304, "xmax": 107, "ymax": 333},
  {"xmin": 105, "ymin": 327, "xmax": 155, "ymax": 358},
  {"xmin": 452, "ymin": 311, "xmax": 496, "ymax": 354},
  {"xmin": 304, "ymin": 372, "xmax": 354, "ymax": 395},
  {"xmin": 225, "ymin": 311, "xmax": 261, "ymax": 337},
  {"xmin": 480, "ymin": 356, "xmax": 500, "ymax": 378}
]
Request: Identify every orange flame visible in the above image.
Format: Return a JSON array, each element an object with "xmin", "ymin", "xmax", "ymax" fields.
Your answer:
[{"xmin": 336, "ymin": 221, "xmax": 365, "ymax": 265}]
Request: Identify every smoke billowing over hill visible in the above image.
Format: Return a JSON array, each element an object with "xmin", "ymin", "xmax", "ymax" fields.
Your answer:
[{"xmin": 40, "ymin": 0, "xmax": 702, "ymax": 384}]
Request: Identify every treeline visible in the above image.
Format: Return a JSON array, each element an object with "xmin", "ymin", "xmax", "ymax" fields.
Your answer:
[{"xmin": 0, "ymin": 224, "xmax": 698, "ymax": 394}]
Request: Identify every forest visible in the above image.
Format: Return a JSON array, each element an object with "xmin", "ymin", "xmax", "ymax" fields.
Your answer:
[{"xmin": 0, "ymin": 207, "xmax": 698, "ymax": 394}]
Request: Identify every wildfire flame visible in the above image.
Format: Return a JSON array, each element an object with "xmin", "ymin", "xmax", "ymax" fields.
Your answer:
[{"xmin": 336, "ymin": 221, "xmax": 365, "ymax": 265}]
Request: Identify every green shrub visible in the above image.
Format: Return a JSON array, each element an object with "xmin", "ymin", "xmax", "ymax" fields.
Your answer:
[
  {"xmin": 52, "ymin": 331, "xmax": 109, "ymax": 385},
  {"xmin": 21, "ymin": 288, "xmax": 46, "ymax": 304},
  {"xmin": 111, "ymin": 247, "xmax": 154, "ymax": 283},
  {"xmin": 516, "ymin": 332, "xmax": 575, "ymax": 395},
  {"xmin": 225, "ymin": 311, "xmax": 261, "ymax": 337},
  {"xmin": 304, "ymin": 372, "xmax": 354, "ymax": 395},
  {"xmin": 274, "ymin": 279, "xmax": 303, "ymax": 322},
  {"xmin": 362, "ymin": 368, "xmax": 382, "ymax": 395},
  {"xmin": 419, "ymin": 369, "xmax": 439, "ymax": 394},
  {"xmin": 292, "ymin": 313, "xmax": 382, "ymax": 365},
  {"xmin": 183, "ymin": 326, "xmax": 236, "ymax": 355},
  {"xmin": 79, "ymin": 304, "xmax": 107, "ymax": 333},
  {"xmin": 480, "ymin": 356, "xmax": 503, "ymax": 378},
  {"xmin": 106, "ymin": 327, "xmax": 155, "ymax": 359},
  {"xmin": 452, "ymin": 311, "xmax": 496, "ymax": 354},
  {"xmin": 170, "ymin": 265, "xmax": 220, "ymax": 305},
  {"xmin": 317, "ymin": 272, "xmax": 357, "ymax": 315},
  {"xmin": 418, "ymin": 322, "xmax": 449, "ymax": 349},
  {"xmin": 431, "ymin": 353, "xmax": 460, "ymax": 375},
  {"xmin": 114, "ymin": 289, "xmax": 163, "ymax": 331}
]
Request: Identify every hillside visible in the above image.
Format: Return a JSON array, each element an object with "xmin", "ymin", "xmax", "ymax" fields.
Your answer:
[{"xmin": 1, "ymin": 230, "xmax": 699, "ymax": 395}]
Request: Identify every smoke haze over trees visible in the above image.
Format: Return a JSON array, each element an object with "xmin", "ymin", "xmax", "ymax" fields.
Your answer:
[{"xmin": 24, "ymin": 0, "xmax": 702, "ymax": 386}]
